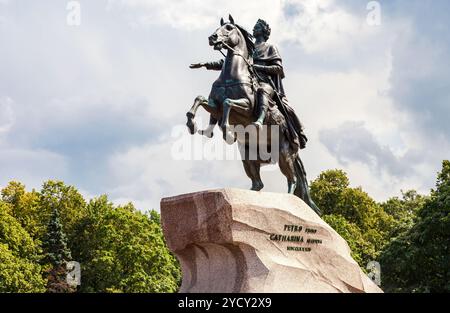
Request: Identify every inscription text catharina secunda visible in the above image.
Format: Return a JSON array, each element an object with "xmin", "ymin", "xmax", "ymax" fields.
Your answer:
[{"xmin": 269, "ymin": 224, "xmax": 323, "ymax": 252}]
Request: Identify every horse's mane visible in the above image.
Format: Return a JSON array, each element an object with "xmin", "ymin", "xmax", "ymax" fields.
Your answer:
[{"xmin": 235, "ymin": 24, "xmax": 255, "ymax": 56}]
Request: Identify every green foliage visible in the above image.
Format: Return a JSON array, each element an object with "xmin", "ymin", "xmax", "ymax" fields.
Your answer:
[
  {"xmin": 322, "ymin": 214, "xmax": 373, "ymax": 266},
  {"xmin": 381, "ymin": 190, "xmax": 427, "ymax": 238},
  {"xmin": 1, "ymin": 181, "xmax": 42, "ymax": 239},
  {"xmin": 0, "ymin": 203, "xmax": 42, "ymax": 263},
  {"xmin": 1, "ymin": 161, "xmax": 448, "ymax": 293},
  {"xmin": 41, "ymin": 207, "xmax": 75, "ymax": 293},
  {"xmin": 71, "ymin": 196, "xmax": 181, "ymax": 292},
  {"xmin": 39, "ymin": 181, "xmax": 87, "ymax": 243},
  {"xmin": 0, "ymin": 202, "xmax": 46, "ymax": 292},
  {"xmin": 0, "ymin": 244, "xmax": 46, "ymax": 293},
  {"xmin": 42, "ymin": 208, "xmax": 72, "ymax": 267},
  {"xmin": 311, "ymin": 165, "xmax": 449, "ymax": 293},
  {"xmin": 309, "ymin": 169, "xmax": 349, "ymax": 216},
  {"xmin": 380, "ymin": 161, "xmax": 450, "ymax": 292},
  {"xmin": 311, "ymin": 169, "xmax": 395, "ymax": 266},
  {"xmin": 0, "ymin": 181, "xmax": 180, "ymax": 293}
]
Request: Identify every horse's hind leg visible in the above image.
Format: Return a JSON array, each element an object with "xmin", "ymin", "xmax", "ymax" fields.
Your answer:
[
  {"xmin": 278, "ymin": 140, "xmax": 297, "ymax": 194},
  {"xmin": 242, "ymin": 159, "xmax": 264, "ymax": 191}
]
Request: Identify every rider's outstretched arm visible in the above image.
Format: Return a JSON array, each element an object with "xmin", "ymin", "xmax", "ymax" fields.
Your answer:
[{"xmin": 205, "ymin": 59, "xmax": 224, "ymax": 71}]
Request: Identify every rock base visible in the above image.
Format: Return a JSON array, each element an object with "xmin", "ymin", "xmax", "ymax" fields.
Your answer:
[{"xmin": 160, "ymin": 188, "xmax": 382, "ymax": 293}]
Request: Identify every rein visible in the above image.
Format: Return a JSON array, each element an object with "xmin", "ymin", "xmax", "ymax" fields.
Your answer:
[
  {"xmin": 221, "ymin": 41, "xmax": 252, "ymax": 67},
  {"xmin": 219, "ymin": 41, "xmax": 265, "ymax": 90}
]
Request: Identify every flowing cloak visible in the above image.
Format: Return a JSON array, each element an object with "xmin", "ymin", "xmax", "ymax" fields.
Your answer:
[{"xmin": 253, "ymin": 42, "xmax": 304, "ymax": 150}]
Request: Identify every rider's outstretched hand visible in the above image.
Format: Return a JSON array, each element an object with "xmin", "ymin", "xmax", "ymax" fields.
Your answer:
[{"xmin": 189, "ymin": 63, "xmax": 205, "ymax": 69}]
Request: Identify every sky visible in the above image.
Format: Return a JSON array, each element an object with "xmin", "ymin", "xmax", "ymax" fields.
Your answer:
[{"xmin": 0, "ymin": 0, "xmax": 449, "ymax": 211}]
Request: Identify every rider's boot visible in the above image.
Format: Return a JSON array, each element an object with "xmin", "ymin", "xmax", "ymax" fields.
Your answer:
[{"xmin": 253, "ymin": 90, "xmax": 269, "ymax": 129}]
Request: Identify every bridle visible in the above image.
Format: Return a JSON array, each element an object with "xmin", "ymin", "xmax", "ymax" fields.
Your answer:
[
  {"xmin": 213, "ymin": 26, "xmax": 253, "ymax": 67},
  {"xmin": 217, "ymin": 38, "xmax": 265, "ymax": 86}
]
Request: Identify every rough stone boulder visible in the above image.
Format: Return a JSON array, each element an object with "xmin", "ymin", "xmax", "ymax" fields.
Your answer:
[{"xmin": 160, "ymin": 188, "xmax": 382, "ymax": 293}]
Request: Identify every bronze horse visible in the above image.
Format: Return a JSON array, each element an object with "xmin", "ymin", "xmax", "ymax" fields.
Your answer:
[{"xmin": 186, "ymin": 16, "xmax": 320, "ymax": 215}]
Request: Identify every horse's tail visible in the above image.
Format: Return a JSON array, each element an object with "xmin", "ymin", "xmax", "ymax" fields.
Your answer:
[{"xmin": 293, "ymin": 156, "xmax": 322, "ymax": 215}]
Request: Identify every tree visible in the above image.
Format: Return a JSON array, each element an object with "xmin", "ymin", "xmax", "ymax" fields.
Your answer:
[
  {"xmin": 71, "ymin": 196, "xmax": 181, "ymax": 292},
  {"xmin": 41, "ymin": 207, "xmax": 74, "ymax": 293},
  {"xmin": 0, "ymin": 202, "xmax": 46, "ymax": 292},
  {"xmin": 322, "ymin": 214, "xmax": 374, "ymax": 266},
  {"xmin": 310, "ymin": 169, "xmax": 395, "ymax": 267},
  {"xmin": 1, "ymin": 181, "xmax": 42, "ymax": 239},
  {"xmin": 381, "ymin": 190, "xmax": 427, "ymax": 238},
  {"xmin": 309, "ymin": 169, "xmax": 349, "ymax": 216},
  {"xmin": 39, "ymin": 180, "xmax": 87, "ymax": 245},
  {"xmin": 380, "ymin": 161, "xmax": 450, "ymax": 292},
  {"xmin": 1, "ymin": 180, "xmax": 182, "ymax": 293}
]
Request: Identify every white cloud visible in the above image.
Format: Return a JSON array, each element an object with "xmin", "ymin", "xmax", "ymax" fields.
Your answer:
[
  {"xmin": 108, "ymin": 0, "xmax": 281, "ymax": 31},
  {"xmin": 105, "ymin": 124, "xmax": 250, "ymax": 210},
  {"xmin": 278, "ymin": 0, "xmax": 367, "ymax": 53},
  {"xmin": 107, "ymin": 0, "xmax": 385, "ymax": 55},
  {"xmin": 0, "ymin": 96, "xmax": 14, "ymax": 135},
  {"xmin": 0, "ymin": 148, "xmax": 68, "ymax": 190},
  {"xmin": 1, "ymin": 0, "xmax": 449, "ymax": 211}
]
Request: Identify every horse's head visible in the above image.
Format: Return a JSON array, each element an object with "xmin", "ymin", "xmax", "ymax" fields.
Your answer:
[{"xmin": 209, "ymin": 14, "xmax": 242, "ymax": 51}]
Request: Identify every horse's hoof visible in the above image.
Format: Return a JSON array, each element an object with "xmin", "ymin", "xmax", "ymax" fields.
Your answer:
[
  {"xmin": 251, "ymin": 182, "xmax": 264, "ymax": 191},
  {"xmin": 186, "ymin": 123, "xmax": 197, "ymax": 135},
  {"xmin": 186, "ymin": 113, "xmax": 197, "ymax": 135},
  {"xmin": 198, "ymin": 129, "xmax": 214, "ymax": 138}
]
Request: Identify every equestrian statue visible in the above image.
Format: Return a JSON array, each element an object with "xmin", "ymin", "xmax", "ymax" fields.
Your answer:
[{"xmin": 186, "ymin": 15, "xmax": 321, "ymax": 215}]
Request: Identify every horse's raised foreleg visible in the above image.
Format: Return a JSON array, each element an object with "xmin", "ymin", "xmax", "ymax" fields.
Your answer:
[
  {"xmin": 187, "ymin": 96, "xmax": 219, "ymax": 138},
  {"xmin": 221, "ymin": 97, "xmax": 251, "ymax": 144},
  {"xmin": 198, "ymin": 115, "xmax": 217, "ymax": 138},
  {"xmin": 186, "ymin": 96, "xmax": 207, "ymax": 134},
  {"xmin": 186, "ymin": 96, "xmax": 206, "ymax": 134}
]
